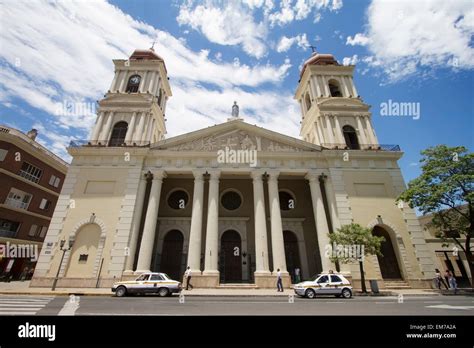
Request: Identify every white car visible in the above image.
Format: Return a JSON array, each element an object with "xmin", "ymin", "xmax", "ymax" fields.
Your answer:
[
  {"xmin": 112, "ymin": 272, "xmax": 182, "ymax": 297},
  {"xmin": 294, "ymin": 273, "xmax": 353, "ymax": 299}
]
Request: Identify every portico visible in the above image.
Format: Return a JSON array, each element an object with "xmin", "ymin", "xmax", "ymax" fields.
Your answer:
[{"xmin": 128, "ymin": 158, "xmax": 334, "ymax": 288}]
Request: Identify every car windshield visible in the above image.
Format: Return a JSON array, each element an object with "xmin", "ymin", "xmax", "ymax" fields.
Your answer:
[{"xmin": 161, "ymin": 273, "xmax": 170, "ymax": 280}]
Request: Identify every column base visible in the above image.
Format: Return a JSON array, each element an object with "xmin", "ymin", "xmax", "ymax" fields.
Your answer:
[
  {"xmin": 254, "ymin": 272, "xmax": 291, "ymax": 288},
  {"xmin": 185, "ymin": 273, "xmax": 220, "ymax": 288},
  {"xmin": 122, "ymin": 270, "xmax": 135, "ymax": 276},
  {"xmin": 134, "ymin": 270, "xmax": 150, "ymax": 275}
]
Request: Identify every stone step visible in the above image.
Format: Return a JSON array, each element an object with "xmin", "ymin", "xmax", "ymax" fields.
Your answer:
[
  {"xmin": 384, "ymin": 280, "xmax": 411, "ymax": 289},
  {"xmin": 218, "ymin": 283, "xmax": 259, "ymax": 289}
]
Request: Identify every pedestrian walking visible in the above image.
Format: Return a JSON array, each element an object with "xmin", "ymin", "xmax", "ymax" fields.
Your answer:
[
  {"xmin": 184, "ymin": 266, "xmax": 193, "ymax": 290},
  {"xmin": 447, "ymin": 270, "xmax": 458, "ymax": 294},
  {"xmin": 444, "ymin": 269, "xmax": 451, "ymax": 288},
  {"xmin": 434, "ymin": 268, "xmax": 448, "ymax": 290},
  {"xmin": 276, "ymin": 268, "xmax": 283, "ymax": 292},
  {"xmin": 294, "ymin": 267, "xmax": 301, "ymax": 284}
]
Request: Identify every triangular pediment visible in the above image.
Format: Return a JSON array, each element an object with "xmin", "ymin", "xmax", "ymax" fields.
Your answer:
[{"xmin": 151, "ymin": 119, "xmax": 322, "ymax": 153}]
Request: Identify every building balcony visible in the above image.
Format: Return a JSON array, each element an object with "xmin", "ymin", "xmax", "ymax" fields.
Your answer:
[
  {"xmin": 5, "ymin": 198, "xmax": 29, "ymax": 210},
  {"xmin": 69, "ymin": 140, "xmax": 151, "ymax": 148},
  {"xmin": 0, "ymin": 229, "xmax": 17, "ymax": 238},
  {"xmin": 321, "ymin": 143, "xmax": 401, "ymax": 151}
]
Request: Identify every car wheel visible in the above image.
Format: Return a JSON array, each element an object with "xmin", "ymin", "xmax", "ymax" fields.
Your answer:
[
  {"xmin": 115, "ymin": 286, "xmax": 127, "ymax": 297},
  {"xmin": 341, "ymin": 288, "xmax": 352, "ymax": 298},
  {"xmin": 305, "ymin": 289, "xmax": 316, "ymax": 299},
  {"xmin": 158, "ymin": 287, "xmax": 169, "ymax": 297}
]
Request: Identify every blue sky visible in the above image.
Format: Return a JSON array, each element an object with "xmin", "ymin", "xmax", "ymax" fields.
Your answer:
[{"xmin": 0, "ymin": 0, "xmax": 473, "ymax": 183}]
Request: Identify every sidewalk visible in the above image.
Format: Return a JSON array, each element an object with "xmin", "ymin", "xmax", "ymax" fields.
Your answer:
[{"xmin": 0, "ymin": 281, "xmax": 446, "ymax": 297}]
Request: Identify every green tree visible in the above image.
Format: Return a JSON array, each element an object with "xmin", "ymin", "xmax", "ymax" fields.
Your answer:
[
  {"xmin": 397, "ymin": 145, "xmax": 474, "ymax": 287},
  {"xmin": 328, "ymin": 223, "xmax": 385, "ymax": 293}
]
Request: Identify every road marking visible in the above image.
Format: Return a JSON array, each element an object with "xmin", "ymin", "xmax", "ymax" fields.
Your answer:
[
  {"xmin": 0, "ymin": 296, "xmax": 54, "ymax": 315},
  {"xmin": 423, "ymin": 301, "xmax": 443, "ymax": 304},
  {"xmin": 426, "ymin": 304, "xmax": 474, "ymax": 311},
  {"xmin": 58, "ymin": 295, "xmax": 80, "ymax": 316}
]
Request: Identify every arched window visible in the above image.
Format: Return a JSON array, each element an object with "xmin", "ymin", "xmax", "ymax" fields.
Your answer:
[
  {"xmin": 342, "ymin": 125, "xmax": 360, "ymax": 149},
  {"xmin": 125, "ymin": 75, "xmax": 141, "ymax": 93},
  {"xmin": 304, "ymin": 93, "xmax": 312, "ymax": 111},
  {"xmin": 328, "ymin": 79, "xmax": 342, "ymax": 97},
  {"xmin": 109, "ymin": 121, "xmax": 128, "ymax": 146}
]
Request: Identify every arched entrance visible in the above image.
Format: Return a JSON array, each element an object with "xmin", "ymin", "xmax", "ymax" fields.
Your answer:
[
  {"xmin": 66, "ymin": 223, "xmax": 101, "ymax": 278},
  {"xmin": 372, "ymin": 226, "xmax": 402, "ymax": 279},
  {"xmin": 284, "ymin": 230, "xmax": 301, "ymax": 283},
  {"xmin": 159, "ymin": 230, "xmax": 184, "ymax": 281},
  {"xmin": 220, "ymin": 230, "xmax": 242, "ymax": 283}
]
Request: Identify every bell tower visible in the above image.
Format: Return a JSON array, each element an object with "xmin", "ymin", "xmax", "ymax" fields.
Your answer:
[
  {"xmin": 89, "ymin": 48, "xmax": 172, "ymax": 146},
  {"xmin": 295, "ymin": 52, "xmax": 378, "ymax": 149}
]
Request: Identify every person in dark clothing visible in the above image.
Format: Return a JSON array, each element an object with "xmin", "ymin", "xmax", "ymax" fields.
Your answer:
[
  {"xmin": 276, "ymin": 268, "xmax": 283, "ymax": 292},
  {"xmin": 184, "ymin": 266, "xmax": 193, "ymax": 290}
]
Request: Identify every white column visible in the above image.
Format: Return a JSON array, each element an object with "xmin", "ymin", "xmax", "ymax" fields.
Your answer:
[
  {"xmin": 187, "ymin": 170, "xmax": 205, "ymax": 273},
  {"xmin": 147, "ymin": 72, "xmax": 155, "ymax": 93},
  {"xmin": 323, "ymin": 76, "xmax": 330, "ymax": 96},
  {"xmin": 134, "ymin": 112, "xmax": 146, "ymax": 144},
  {"xmin": 91, "ymin": 112, "xmax": 104, "ymax": 142},
  {"xmin": 356, "ymin": 116, "xmax": 368, "ymax": 146},
  {"xmin": 365, "ymin": 117, "xmax": 378, "ymax": 145},
  {"xmin": 251, "ymin": 171, "xmax": 270, "ymax": 274},
  {"xmin": 266, "ymin": 171, "xmax": 287, "ymax": 274},
  {"xmin": 100, "ymin": 112, "xmax": 114, "ymax": 144},
  {"xmin": 110, "ymin": 71, "xmax": 118, "ymax": 92},
  {"xmin": 124, "ymin": 112, "xmax": 137, "ymax": 145},
  {"xmin": 333, "ymin": 116, "xmax": 343, "ymax": 144},
  {"xmin": 139, "ymin": 71, "xmax": 148, "ymax": 93},
  {"xmin": 350, "ymin": 77, "xmax": 358, "ymax": 97},
  {"xmin": 325, "ymin": 115, "xmax": 335, "ymax": 145},
  {"xmin": 144, "ymin": 119, "xmax": 154, "ymax": 143},
  {"xmin": 119, "ymin": 71, "xmax": 127, "ymax": 93},
  {"xmin": 125, "ymin": 172, "xmax": 148, "ymax": 272},
  {"xmin": 316, "ymin": 120, "xmax": 325, "ymax": 144},
  {"xmin": 136, "ymin": 170, "xmax": 166, "ymax": 272},
  {"xmin": 342, "ymin": 76, "xmax": 351, "ymax": 97},
  {"xmin": 311, "ymin": 76, "xmax": 321, "ymax": 98},
  {"xmin": 203, "ymin": 170, "xmax": 220, "ymax": 275},
  {"xmin": 306, "ymin": 172, "xmax": 335, "ymax": 273}
]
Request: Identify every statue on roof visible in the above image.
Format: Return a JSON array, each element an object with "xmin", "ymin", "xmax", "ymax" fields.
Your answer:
[{"xmin": 231, "ymin": 101, "xmax": 239, "ymax": 118}]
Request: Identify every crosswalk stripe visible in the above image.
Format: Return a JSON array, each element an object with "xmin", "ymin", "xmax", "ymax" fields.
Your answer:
[{"xmin": 0, "ymin": 296, "xmax": 55, "ymax": 315}]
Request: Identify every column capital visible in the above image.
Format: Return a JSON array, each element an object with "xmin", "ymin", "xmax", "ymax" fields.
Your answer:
[
  {"xmin": 266, "ymin": 170, "xmax": 280, "ymax": 181},
  {"xmin": 250, "ymin": 170, "xmax": 266, "ymax": 181},
  {"xmin": 147, "ymin": 170, "xmax": 166, "ymax": 181},
  {"xmin": 206, "ymin": 170, "xmax": 221, "ymax": 180},
  {"xmin": 192, "ymin": 170, "xmax": 206, "ymax": 181}
]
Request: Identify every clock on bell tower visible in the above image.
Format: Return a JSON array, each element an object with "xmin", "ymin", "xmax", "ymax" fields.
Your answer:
[{"xmin": 89, "ymin": 48, "xmax": 172, "ymax": 146}]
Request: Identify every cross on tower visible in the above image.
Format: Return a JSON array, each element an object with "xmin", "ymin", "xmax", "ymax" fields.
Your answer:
[
  {"xmin": 150, "ymin": 40, "xmax": 156, "ymax": 50},
  {"xmin": 309, "ymin": 45, "xmax": 317, "ymax": 53}
]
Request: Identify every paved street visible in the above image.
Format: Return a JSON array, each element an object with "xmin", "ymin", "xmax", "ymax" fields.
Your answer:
[{"xmin": 0, "ymin": 294, "xmax": 472, "ymax": 316}]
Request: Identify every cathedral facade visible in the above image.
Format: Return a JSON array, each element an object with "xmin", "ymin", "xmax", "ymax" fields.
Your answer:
[{"xmin": 31, "ymin": 49, "xmax": 435, "ymax": 289}]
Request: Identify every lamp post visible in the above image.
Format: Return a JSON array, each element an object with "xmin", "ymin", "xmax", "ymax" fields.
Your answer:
[{"xmin": 51, "ymin": 238, "xmax": 73, "ymax": 291}]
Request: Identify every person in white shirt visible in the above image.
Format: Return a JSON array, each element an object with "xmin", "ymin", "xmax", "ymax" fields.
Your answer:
[
  {"xmin": 294, "ymin": 267, "xmax": 301, "ymax": 283},
  {"xmin": 184, "ymin": 266, "xmax": 193, "ymax": 290},
  {"xmin": 276, "ymin": 268, "xmax": 283, "ymax": 292}
]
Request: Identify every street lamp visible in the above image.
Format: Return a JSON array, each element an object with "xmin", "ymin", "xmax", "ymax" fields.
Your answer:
[{"xmin": 51, "ymin": 238, "xmax": 73, "ymax": 291}]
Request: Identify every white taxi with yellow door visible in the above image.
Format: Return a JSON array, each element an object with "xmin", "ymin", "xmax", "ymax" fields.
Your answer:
[
  {"xmin": 112, "ymin": 272, "xmax": 182, "ymax": 297},
  {"xmin": 293, "ymin": 273, "xmax": 353, "ymax": 299}
]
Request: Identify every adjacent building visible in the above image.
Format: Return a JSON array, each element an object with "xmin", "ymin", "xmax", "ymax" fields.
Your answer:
[
  {"xmin": 419, "ymin": 210, "xmax": 473, "ymax": 287},
  {"xmin": 31, "ymin": 48, "xmax": 436, "ymax": 289},
  {"xmin": 0, "ymin": 126, "xmax": 68, "ymax": 280}
]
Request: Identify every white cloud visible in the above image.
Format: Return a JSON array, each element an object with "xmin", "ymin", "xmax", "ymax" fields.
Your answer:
[
  {"xmin": 177, "ymin": 1, "xmax": 343, "ymax": 57},
  {"xmin": 342, "ymin": 54, "xmax": 358, "ymax": 66},
  {"xmin": 0, "ymin": 0, "xmax": 298, "ymax": 159},
  {"xmin": 346, "ymin": 33, "xmax": 369, "ymax": 46},
  {"xmin": 276, "ymin": 34, "xmax": 309, "ymax": 53},
  {"xmin": 270, "ymin": 0, "xmax": 343, "ymax": 26},
  {"xmin": 357, "ymin": 0, "xmax": 474, "ymax": 81},
  {"xmin": 177, "ymin": 1, "xmax": 268, "ymax": 58}
]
